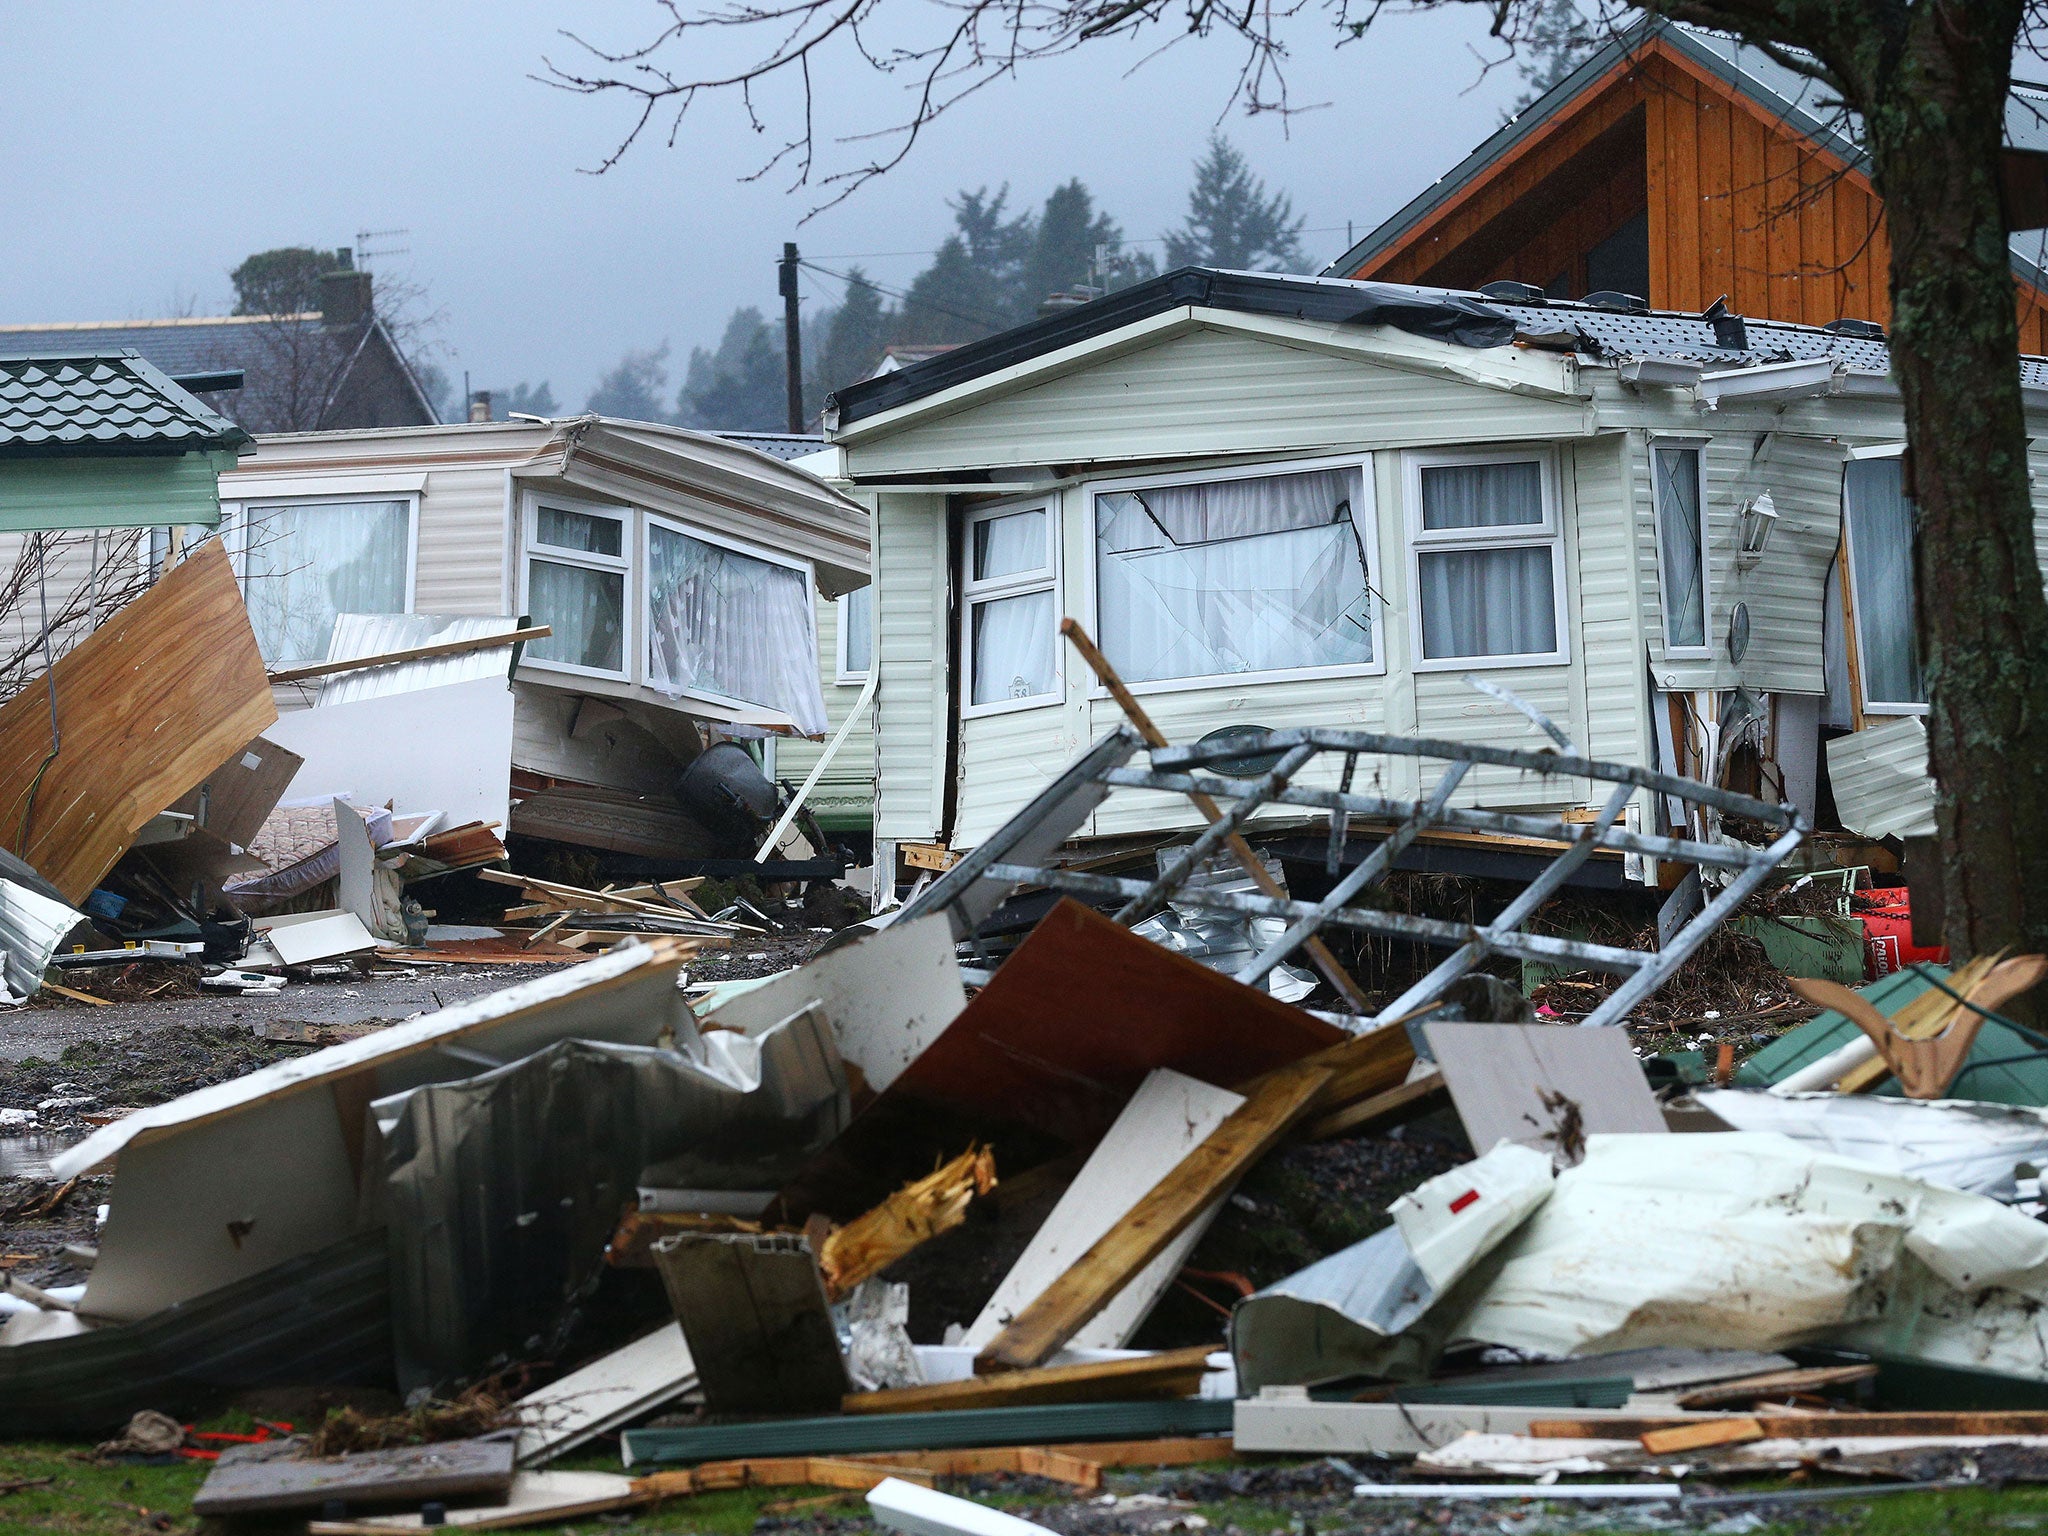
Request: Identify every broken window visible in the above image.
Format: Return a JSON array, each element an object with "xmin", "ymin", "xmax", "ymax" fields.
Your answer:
[
  {"xmin": 1844, "ymin": 456, "xmax": 1926, "ymax": 711},
  {"xmin": 647, "ymin": 518, "xmax": 827, "ymax": 734},
  {"xmin": 242, "ymin": 497, "xmax": 412, "ymax": 665},
  {"xmin": 1093, "ymin": 463, "xmax": 1375, "ymax": 687},
  {"xmin": 1408, "ymin": 451, "xmax": 1564, "ymax": 664},
  {"xmin": 1652, "ymin": 442, "xmax": 1709, "ymax": 654},
  {"xmin": 963, "ymin": 503, "xmax": 1057, "ymax": 710},
  {"xmin": 523, "ymin": 499, "xmax": 628, "ymax": 676},
  {"xmin": 839, "ymin": 584, "xmax": 873, "ymax": 682}
]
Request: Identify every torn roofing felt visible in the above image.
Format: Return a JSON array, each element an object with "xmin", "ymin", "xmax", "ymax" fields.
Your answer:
[{"xmin": 826, "ymin": 268, "xmax": 1519, "ymax": 427}]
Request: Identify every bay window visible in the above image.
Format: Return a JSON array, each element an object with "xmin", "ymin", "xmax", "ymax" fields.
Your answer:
[
  {"xmin": 647, "ymin": 519, "xmax": 827, "ymax": 734},
  {"xmin": 1093, "ymin": 460, "xmax": 1377, "ymax": 687},
  {"xmin": 1407, "ymin": 450, "xmax": 1565, "ymax": 665},
  {"xmin": 242, "ymin": 497, "xmax": 412, "ymax": 665},
  {"xmin": 1652, "ymin": 442, "xmax": 1709, "ymax": 655},
  {"xmin": 963, "ymin": 503, "xmax": 1057, "ymax": 711},
  {"xmin": 524, "ymin": 499, "xmax": 628, "ymax": 676},
  {"xmin": 1843, "ymin": 455, "xmax": 1926, "ymax": 711}
]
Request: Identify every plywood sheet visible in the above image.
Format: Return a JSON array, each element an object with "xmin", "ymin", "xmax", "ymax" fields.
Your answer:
[
  {"xmin": 167, "ymin": 735, "xmax": 305, "ymax": 851},
  {"xmin": 193, "ymin": 1436, "xmax": 514, "ymax": 1516},
  {"xmin": 0, "ymin": 541, "xmax": 275, "ymax": 900},
  {"xmin": 1425, "ymin": 1023, "xmax": 1666, "ymax": 1161},
  {"xmin": 965, "ymin": 1069, "xmax": 1243, "ymax": 1350},
  {"xmin": 890, "ymin": 901, "xmax": 1343, "ymax": 1145}
]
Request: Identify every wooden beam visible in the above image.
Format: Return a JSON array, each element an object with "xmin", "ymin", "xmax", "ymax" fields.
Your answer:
[
  {"xmin": 1533, "ymin": 1410, "xmax": 2048, "ymax": 1438},
  {"xmin": 1639, "ymin": 1417, "xmax": 1764, "ymax": 1454},
  {"xmin": 975, "ymin": 1063, "xmax": 1332, "ymax": 1372},
  {"xmin": 1674, "ymin": 1364, "xmax": 1878, "ymax": 1409},
  {"xmin": 843, "ymin": 1345, "xmax": 1217, "ymax": 1416},
  {"xmin": 265, "ymin": 625, "xmax": 550, "ymax": 685},
  {"xmin": 1299, "ymin": 1072, "xmax": 1446, "ymax": 1142}
]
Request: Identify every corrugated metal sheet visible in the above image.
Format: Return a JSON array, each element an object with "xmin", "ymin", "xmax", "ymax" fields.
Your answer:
[
  {"xmin": 873, "ymin": 493, "xmax": 947, "ymax": 840},
  {"xmin": 848, "ymin": 326, "xmax": 1593, "ymax": 477},
  {"xmin": 0, "ymin": 1229, "xmax": 389, "ymax": 1437},
  {"xmin": 0, "ymin": 873, "xmax": 80, "ymax": 1002},
  {"xmin": 1826, "ymin": 715, "xmax": 1936, "ymax": 838},
  {"xmin": 317, "ymin": 612, "xmax": 521, "ymax": 704}
]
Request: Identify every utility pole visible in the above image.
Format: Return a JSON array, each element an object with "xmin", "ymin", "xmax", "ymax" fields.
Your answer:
[{"xmin": 779, "ymin": 242, "xmax": 804, "ymax": 434}]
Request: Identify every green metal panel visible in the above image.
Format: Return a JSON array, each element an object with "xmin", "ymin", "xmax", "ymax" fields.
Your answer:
[
  {"xmin": 623, "ymin": 1398, "xmax": 1234, "ymax": 1465},
  {"xmin": 1735, "ymin": 963, "xmax": 2048, "ymax": 1106},
  {"xmin": 0, "ymin": 449, "xmax": 230, "ymax": 531},
  {"xmin": 1731, "ymin": 914, "xmax": 1867, "ymax": 985}
]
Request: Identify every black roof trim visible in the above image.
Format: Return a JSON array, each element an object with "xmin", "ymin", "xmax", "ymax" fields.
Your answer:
[{"xmin": 827, "ymin": 267, "xmax": 1517, "ymax": 428}]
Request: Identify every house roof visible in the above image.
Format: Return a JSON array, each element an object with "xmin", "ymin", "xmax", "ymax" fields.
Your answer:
[
  {"xmin": 828, "ymin": 268, "xmax": 1518, "ymax": 427},
  {"xmin": 0, "ymin": 351, "xmax": 250, "ymax": 459},
  {"xmin": 712, "ymin": 430, "xmax": 826, "ymax": 462},
  {"xmin": 0, "ymin": 313, "xmax": 437, "ymax": 433},
  {"xmin": 823, "ymin": 265, "xmax": 2048, "ymax": 432},
  {"xmin": 1322, "ymin": 20, "xmax": 2048, "ymax": 292}
]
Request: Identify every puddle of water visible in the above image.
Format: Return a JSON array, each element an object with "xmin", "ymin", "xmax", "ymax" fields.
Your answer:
[{"xmin": 0, "ymin": 1133, "xmax": 82, "ymax": 1181}]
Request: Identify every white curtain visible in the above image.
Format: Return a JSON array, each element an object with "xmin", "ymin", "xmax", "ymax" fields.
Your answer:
[
  {"xmin": 1095, "ymin": 466, "xmax": 1372, "ymax": 684},
  {"xmin": 1418, "ymin": 461, "xmax": 1544, "ymax": 530},
  {"xmin": 648, "ymin": 525, "xmax": 827, "ymax": 734},
  {"xmin": 1417, "ymin": 547, "xmax": 1558, "ymax": 659},
  {"xmin": 971, "ymin": 589, "xmax": 1056, "ymax": 705},
  {"xmin": 1653, "ymin": 447, "xmax": 1706, "ymax": 648},
  {"xmin": 527, "ymin": 560, "xmax": 624, "ymax": 671},
  {"xmin": 244, "ymin": 499, "xmax": 409, "ymax": 664},
  {"xmin": 536, "ymin": 504, "xmax": 623, "ymax": 556},
  {"xmin": 973, "ymin": 508, "xmax": 1047, "ymax": 579},
  {"xmin": 1846, "ymin": 458, "xmax": 1925, "ymax": 706},
  {"xmin": 842, "ymin": 585, "xmax": 873, "ymax": 674}
]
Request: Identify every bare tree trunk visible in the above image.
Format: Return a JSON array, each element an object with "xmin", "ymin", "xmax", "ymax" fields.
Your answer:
[{"xmin": 1857, "ymin": 3, "xmax": 2048, "ymax": 976}]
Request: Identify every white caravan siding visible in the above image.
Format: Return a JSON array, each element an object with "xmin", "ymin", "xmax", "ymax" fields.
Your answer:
[
  {"xmin": 847, "ymin": 326, "xmax": 1595, "ymax": 477},
  {"xmin": 873, "ymin": 493, "xmax": 948, "ymax": 841}
]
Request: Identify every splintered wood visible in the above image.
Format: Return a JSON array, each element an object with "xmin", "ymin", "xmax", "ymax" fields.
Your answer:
[
  {"xmin": 819, "ymin": 1144, "xmax": 997, "ymax": 1299},
  {"xmin": 0, "ymin": 541, "xmax": 275, "ymax": 901}
]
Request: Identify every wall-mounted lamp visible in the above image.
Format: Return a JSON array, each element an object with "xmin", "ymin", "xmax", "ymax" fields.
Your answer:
[{"xmin": 1736, "ymin": 490, "xmax": 1779, "ymax": 567}]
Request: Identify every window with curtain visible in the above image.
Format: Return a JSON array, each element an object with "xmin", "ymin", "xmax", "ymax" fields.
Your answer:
[
  {"xmin": 1094, "ymin": 464, "xmax": 1374, "ymax": 686},
  {"xmin": 1845, "ymin": 457, "xmax": 1926, "ymax": 709},
  {"xmin": 839, "ymin": 585, "xmax": 873, "ymax": 680},
  {"xmin": 1652, "ymin": 444, "xmax": 1708, "ymax": 652},
  {"xmin": 525, "ymin": 500, "xmax": 627, "ymax": 674},
  {"xmin": 1410, "ymin": 455, "xmax": 1562, "ymax": 662},
  {"xmin": 243, "ymin": 499, "xmax": 411, "ymax": 665},
  {"xmin": 964, "ymin": 504, "xmax": 1057, "ymax": 709},
  {"xmin": 647, "ymin": 521, "xmax": 828, "ymax": 735}
]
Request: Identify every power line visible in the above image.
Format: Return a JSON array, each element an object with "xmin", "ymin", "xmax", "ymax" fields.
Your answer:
[{"xmin": 797, "ymin": 258, "xmax": 1012, "ymax": 333}]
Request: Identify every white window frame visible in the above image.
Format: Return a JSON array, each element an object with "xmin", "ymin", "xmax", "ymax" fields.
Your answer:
[
  {"xmin": 836, "ymin": 585, "xmax": 873, "ymax": 684},
  {"xmin": 233, "ymin": 493, "xmax": 421, "ymax": 665},
  {"xmin": 519, "ymin": 491, "xmax": 634, "ymax": 683},
  {"xmin": 1080, "ymin": 453, "xmax": 1385, "ymax": 700},
  {"xmin": 960, "ymin": 497, "xmax": 1061, "ymax": 720},
  {"xmin": 1841, "ymin": 451, "xmax": 1929, "ymax": 717},
  {"xmin": 1403, "ymin": 445, "xmax": 1571, "ymax": 671},
  {"xmin": 1649, "ymin": 436, "xmax": 1713, "ymax": 660},
  {"xmin": 644, "ymin": 510, "xmax": 819, "ymax": 719}
]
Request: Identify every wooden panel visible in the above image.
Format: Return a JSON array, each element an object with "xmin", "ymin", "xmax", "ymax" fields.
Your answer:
[
  {"xmin": 1660, "ymin": 66, "xmax": 1703, "ymax": 311},
  {"xmin": 0, "ymin": 540, "xmax": 276, "ymax": 901},
  {"xmin": 1694, "ymin": 84, "xmax": 1733, "ymax": 304}
]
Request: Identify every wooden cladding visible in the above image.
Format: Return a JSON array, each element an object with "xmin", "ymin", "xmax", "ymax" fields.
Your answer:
[{"xmin": 1349, "ymin": 36, "xmax": 2048, "ymax": 350}]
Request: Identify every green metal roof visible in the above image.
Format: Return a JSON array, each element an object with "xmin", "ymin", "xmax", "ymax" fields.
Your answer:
[{"xmin": 0, "ymin": 350, "xmax": 250, "ymax": 459}]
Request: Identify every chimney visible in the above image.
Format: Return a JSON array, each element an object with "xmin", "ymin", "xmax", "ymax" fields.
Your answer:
[
  {"xmin": 320, "ymin": 268, "xmax": 373, "ymax": 327},
  {"xmin": 469, "ymin": 390, "xmax": 493, "ymax": 423}
]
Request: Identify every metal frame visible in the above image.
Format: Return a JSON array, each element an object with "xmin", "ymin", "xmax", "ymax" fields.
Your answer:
[{"xmin": 902, "ymin": 719, "xmax": 1805, "ymax": 1030}]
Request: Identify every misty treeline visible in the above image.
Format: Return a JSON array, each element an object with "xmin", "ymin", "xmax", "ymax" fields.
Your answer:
[{"xmin": 522, "ymin": 134, "xmax": 1305, "ymax": 434}]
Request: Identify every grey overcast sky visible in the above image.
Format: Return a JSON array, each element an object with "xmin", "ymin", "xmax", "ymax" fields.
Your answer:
[{"xmin": 0, "ymin": 1, "xmax": 1524, "ymax": 410}]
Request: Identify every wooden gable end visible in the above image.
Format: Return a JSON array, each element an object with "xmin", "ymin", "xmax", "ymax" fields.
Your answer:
[{"xmin": 1348, "ymin": 37, "xmax": 2048, "ymax": 351}]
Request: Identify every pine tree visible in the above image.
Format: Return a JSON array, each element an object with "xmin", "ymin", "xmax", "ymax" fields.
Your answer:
[
  {"xmin": 676, "ymin": 308, "xmax": 786, "ymax": 430},
  {"xmin": 1019, "ymin": 181, "xmax": 1154, "ymax": 311},
  {"xmin": 586, "ymin": 344, "xmax": 673, "ymax": 422},
  {"xmin": 1162, "ymin": 135, "xmax": 1307, "ymax": 273},
  {"xmin": 230, "ymin": 246, "xmax": 345, "ymax": 315},
  {"xmin": 815, "ymin": 269, "xmax": 892, "ymax": 397},
  {"xmin": 893, "ymin": 188, "xmax": 1034, "ymax": 343}
]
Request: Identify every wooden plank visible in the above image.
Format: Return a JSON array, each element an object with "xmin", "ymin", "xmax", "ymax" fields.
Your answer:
[
  {"xmin": 167, "ymin": 736, "xmax": 304, "ymax": 851},
  {"xmin": 1675, "ymin": 1364, "xmax": 1878, "ymax": 1409},
  {"xmin": 1534, "ymin": 1411, "xmax": 2048, "ymax": 1439},
  {"xmin": 1729, "ymin": 105, "xmax": 1769, "ymax": 316},
  {"xmin": 845, "ymin": 1346, "xmax": 1217, "ymax": 1416},
  {"xmin": 1640, "ymin": 1417, "xmax": 1764, "ymax": 1454},
  {"xmin": 0, "ymin": 541, "xmax": 276, "ymax": 902},
  {"xmin": 1039, "ymin": 1436, "xmax": 1233, "ymax": 1467},
  {"xmin": 1300, "ymin": 1072, "xmax": 1447, "ymax": 1142},
  {"xmin": 902, "ymin": 842, "xmax": 960, "ymax": 872},
  {"xmin": 266, "ymin": 624, "xmax": 549, "ymax": 685},
  {"xmin": 638, "ymin": 1459, "xmax": 934, "ymax": 1496},
  {"xmin": 975, "ymin": 1063, "xmax": 1333, "ymax": 1372},
  {"xmin": 194, "ymin": 1436, "xmax": 514, "ymax": 1516}
]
